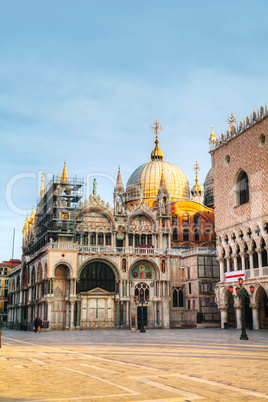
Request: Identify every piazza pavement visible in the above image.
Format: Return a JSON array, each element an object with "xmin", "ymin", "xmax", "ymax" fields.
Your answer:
[{"xmin": 0, "ymin": 327, "xmax": 268, "ymax": 402}]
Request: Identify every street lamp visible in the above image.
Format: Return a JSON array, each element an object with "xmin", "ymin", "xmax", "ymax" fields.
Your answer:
[
  {"xmin": 229, "ymin": 277, "xmax": 254, "ymax": 340},
  {"xmin": 134, "ymin": 289, "xmax": 149, "ymax": 333}
]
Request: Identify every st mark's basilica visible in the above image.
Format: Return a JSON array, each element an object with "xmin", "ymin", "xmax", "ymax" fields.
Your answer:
[{"xmin": 8, "ymin": 118, "xmax": 219, "ymax": 330}]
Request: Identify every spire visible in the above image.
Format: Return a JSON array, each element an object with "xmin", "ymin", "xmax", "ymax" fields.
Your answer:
[
  {"xmin": 191, "ymin": 160, "xmax": 203, "ymax": 199},
  {"xmin": 29, "ymin": 203, "xmax": 35, "ymax": 226},
  {"xmin": 150, "ymin": 116, "xmax": 164, "ymax": 161},
  {"xmin": 61, "ymin": 160, "xmax": 69, "ymax": 184},
  {"xmin": 23, "ymin": 210, "xmax": 29, "ymax": 233},
  {"xmin": 56, "ymin": 172, "xmax": 59, "ymax": 184},
  {"xmin": 209, "ymin": 126, "xmax": 216, "ymax": 144},
  {"xmin": 115, "ymin": 165, "xmax": 124, "ymax": 193},
  {"xmin": 158, "ymin": 168, "xmax": 167, "ymax": 193},
  {"xmin": 39, "ymin": 173, "xmax": 46, "ymax": 200}
]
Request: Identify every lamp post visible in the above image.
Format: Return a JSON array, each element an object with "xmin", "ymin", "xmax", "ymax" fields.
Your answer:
[
  {"xmin": 229, "ymin": 277, "xmax": 254, "ymax": 340},
  {"xmin": 134, "ymin": 289, "xmax": 149, "ymax": 333}
]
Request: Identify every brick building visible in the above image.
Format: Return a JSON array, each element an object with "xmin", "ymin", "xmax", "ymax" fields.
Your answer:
[
  {"xmin": 211, "ymin": 105, "xmax": 268, "ymax": 330},
  {"xmin": 0, "ymin": 259, "xmax": 21, "ymax": 324}
]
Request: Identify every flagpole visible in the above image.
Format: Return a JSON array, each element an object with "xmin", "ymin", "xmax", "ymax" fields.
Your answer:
[{"xmin": 12, "ymin": 228, "xmax": 15, "ymax": 261}]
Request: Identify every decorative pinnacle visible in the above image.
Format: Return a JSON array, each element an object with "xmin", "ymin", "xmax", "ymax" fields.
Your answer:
[
  {"xmin": 150, "ymin": 116, "xmax": 163, "ymax": 140},
  {"xmin": 227, "ymin": 111, "xmax": 237, "ymax": 134}
]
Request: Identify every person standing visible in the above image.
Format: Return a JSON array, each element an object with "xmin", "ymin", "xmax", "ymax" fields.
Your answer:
[
  {"xmin": 34, "ymin": 318, "xmax": 38, "ymax": 333},
  {"xmin": 37, "ymin": 317, "xmax": 43, "ymax": 333}
]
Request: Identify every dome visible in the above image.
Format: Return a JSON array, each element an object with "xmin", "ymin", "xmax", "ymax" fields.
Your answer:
[
  {"xmin": 203, "ymin": 167, "xmax": 214, "ymax": 208},
  {"xmin": 126, "ymin": 160, "xmax": 190, "ymax": 203}
]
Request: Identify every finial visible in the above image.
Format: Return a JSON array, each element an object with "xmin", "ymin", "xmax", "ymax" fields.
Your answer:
[
  {"xmin": 150, "ymin": 117, "xmax": 164, "ymax": 161},
  {"xmin": 193, "ymin": 160, "xmax": 200, "ymax": 183},
  {"xmin": 61, "ymin": 160, "xmax": 69, "ymax": 184},
  {"xmin": 227, "ymin": 111, "xmax": 237, "ymax": 134},
  {"xmin": 150, "ymin": 116, "xmax": 163, "ymax": 141},
  {"xmin": 209, "ymin": 126, "xmax": 216, "ymax": 144},
  {"xmin": 56, "ymin": 172, "xmax": 59, "ymax": 184}
]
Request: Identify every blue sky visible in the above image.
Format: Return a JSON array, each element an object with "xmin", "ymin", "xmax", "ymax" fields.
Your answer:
[{"xmin": 1, "ymin": 0, "xmax": 268, "ymax": 261}]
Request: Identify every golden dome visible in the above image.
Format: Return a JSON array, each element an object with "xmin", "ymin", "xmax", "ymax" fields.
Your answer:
[{"xmin": 126, "ymin": 160, "xmax": 190, "ymax": 203}]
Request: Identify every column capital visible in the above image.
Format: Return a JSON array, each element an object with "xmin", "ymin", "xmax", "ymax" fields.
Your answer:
[{"xmin": 250, "ymin": 302, "xmax": 259, "ymax": 309}]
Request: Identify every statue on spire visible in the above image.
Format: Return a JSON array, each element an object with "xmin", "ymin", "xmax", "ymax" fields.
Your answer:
[{"xmin": 93, "ymin": 178, "xmax": 97, "ymax": 196}]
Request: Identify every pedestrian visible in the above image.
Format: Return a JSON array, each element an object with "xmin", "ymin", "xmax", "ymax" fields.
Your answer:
[
  {"xmin": 34, "ymin": 318, "xmax": 38, "ymax": 333},
  {"xmin": 37, "ymin": 317, "xmax": 43, "ymax": 333}
]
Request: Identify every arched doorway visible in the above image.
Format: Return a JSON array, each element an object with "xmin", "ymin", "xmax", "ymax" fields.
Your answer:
[
  {"xmin": 78, "ymin": 261, "xmax": 117, "ymax": 328},
  {"xmin": 227, "ymin": 292, "xmax": 236, "ymax": 328},
  {"xmin": 51, "ymin": 264, "xmax": 70, "ymax": 329},
  {"xmin": 79, "ymin": 261, "xmax": 115, "ymax": 293},
  {"xmin": 257, "ymin": 287, "xmax": 268, "ymax": 329}
]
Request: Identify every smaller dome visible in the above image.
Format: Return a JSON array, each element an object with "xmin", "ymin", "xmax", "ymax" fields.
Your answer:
[{"xmin": 203, "ymin": 167, "xmax": 214, "ymax": 208}]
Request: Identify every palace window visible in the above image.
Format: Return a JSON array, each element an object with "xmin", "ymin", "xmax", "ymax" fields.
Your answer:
[
  {"xmin": 194, "ymin": 214, "xmax": 199, "ymax": 227},
  {"xmin": 183, "ymin": 229, "xmax": 189, "ymax": 241},
  {"xmin": 172, "ymin": 215, "xmax": 178, "ymax": 226},
  {"xmin": 182, "ymin": 213, "xmax": 189, "ymax": 226},
  {"xmin": 173, "ymin": 228, "xmax": 178, "ymax": 241},
  {"xmin": 236, "ymin": 171, "xmax": 249, "ymax": 206},
  {"xmin": 194, "ymin": 229, "xmax": 200, "ymax": 242},
  {"xmin": 173, "ymin": 287, "xmax": 184, "ymax": 307}
]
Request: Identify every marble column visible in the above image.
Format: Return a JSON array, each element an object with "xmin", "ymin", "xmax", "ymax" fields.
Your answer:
[
  {"xmin": 251, "ymin": 304, "xmax": 259, "ymax": 330},
  {"xmin": 240, "ymin": 252, "xmax": 245, "ymax": 271},
  {"xmin": 233, "ymin": 256, "xmax": 238, "ymax": 271},
  {"xmin": 226, "ymin": 257, "xmax": 230, "ymax": 273},
  {"xmin": 219, "ymin": 258, "xmax": 225, "ymax": 282},
  {"xmin": 220, "ymin": 308, "xmax": 228, "ymax": 329},
  {"xmin": 70, "ymin": 302, "xmax": 75, "ymax": 330},
  {"xmin": 235, "ymin": 306, "xmax": 242, "ymax": 330},
  {"xmin": 249, "ymin": 252, "xmax": 254, "ymax": 278},
  {"xmin": 257, "ymin": 249, "xmax": 263, "ymax": 277}
]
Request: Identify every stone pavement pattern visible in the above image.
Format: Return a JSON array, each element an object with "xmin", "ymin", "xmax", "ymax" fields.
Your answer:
[{"xmin": 0, "ymin": 328, "xmax": 268, "ymax": 402}]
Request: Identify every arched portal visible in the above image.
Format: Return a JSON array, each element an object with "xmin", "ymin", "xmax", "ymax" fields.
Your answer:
[
  {"xmin": 78, "ymin": 260, "xmax": 116, "ymax": 328},
  {"xmin": 227, "ymin": 292, "xmax": 236, "ymax": 328},
  {"xmin": 257, "ymin": 287, "xmax": 268, "ymax": 329},
  {"xmin": 51, "ymin": 264, "xmax": 70, "ymax": 329},
  {"xmin": 79, "ymin": 261, "xmax": 115, "ymax": 293}
]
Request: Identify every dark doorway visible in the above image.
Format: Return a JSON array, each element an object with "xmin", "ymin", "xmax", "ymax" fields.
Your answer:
[
  {"xmin": 228, "ymin": 292, "xmax": 236, "ymax": 328},
  {"xmin": 79, "ymin": 261, "xmax": 115, "ymax": 292},
  {"xmin": 137, "ymin": 306, "xmax": 148, "ymax": 329}
]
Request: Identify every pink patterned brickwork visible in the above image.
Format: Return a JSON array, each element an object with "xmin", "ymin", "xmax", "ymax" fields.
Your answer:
[{"xmin": 214, "ymin": 117, "xmax": 268, "ymax": 232}]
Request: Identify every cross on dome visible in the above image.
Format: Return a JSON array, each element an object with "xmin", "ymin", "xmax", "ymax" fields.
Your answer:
[{"xmin": 150, "ymin": 116, "xmax": 163, "ymax": 140}]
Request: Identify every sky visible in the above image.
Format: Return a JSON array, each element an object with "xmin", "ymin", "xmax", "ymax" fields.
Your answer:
[{"xmin": 1, "ymin": 0, "xmax": 268, "ymax": 262}]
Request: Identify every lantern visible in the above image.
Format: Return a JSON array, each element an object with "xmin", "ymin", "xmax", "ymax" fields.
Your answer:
[
  {"xmin": 140, "ymin": 290, "xmax": 144, "ymax": 301},
  {"xmin": 235, "ymin": 287, "xmax": 240, "ymax": 294},
  {"xmin": 134, "ymin": 297, "xmax": 137, "ymax": 302},
  {"xmin": 250, "ymin": 285, "xmax": 254, "ymax": 294},
  {"xmin": 238, "ymin": 277, "xmax": 243, "ymax": 286},
  {"xmin": 229, "ymin": 285, "xmax": 233, "ymax": 293}
]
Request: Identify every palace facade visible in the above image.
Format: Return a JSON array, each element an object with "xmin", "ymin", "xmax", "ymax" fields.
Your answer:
[{"xmin": 213, "ymin": 105, "xmax": 268, "ymax": 330}]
